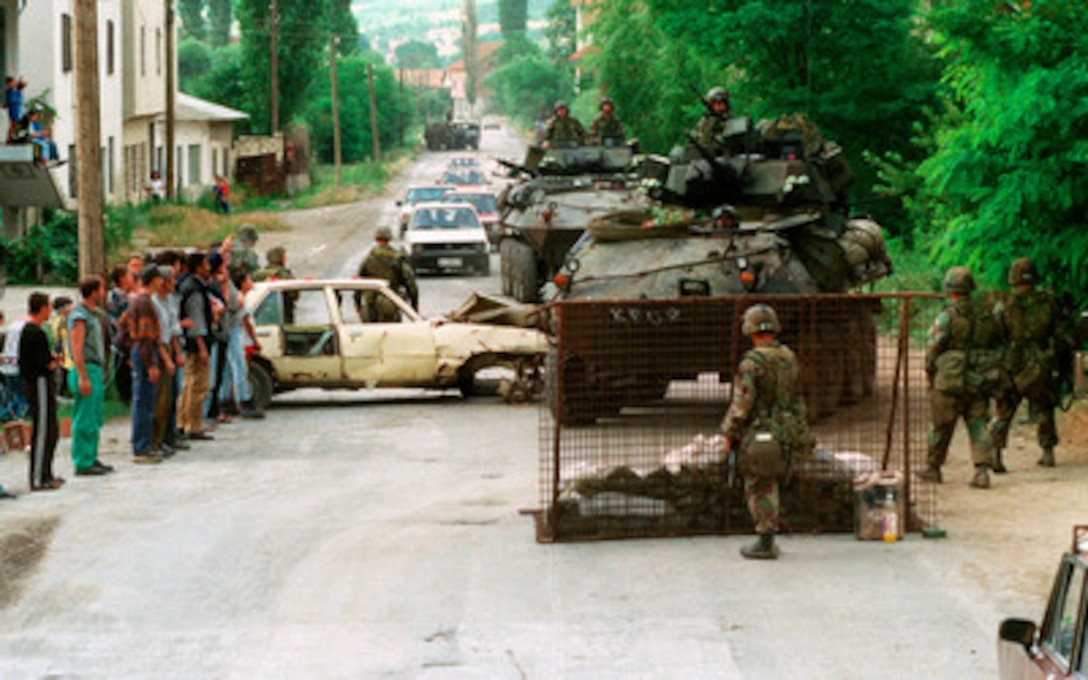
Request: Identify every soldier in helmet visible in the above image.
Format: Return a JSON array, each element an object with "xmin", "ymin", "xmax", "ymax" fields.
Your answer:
[
  {"xmin": 721, "ymin": 304, "xmax": 813, "ymax": 560},
  {"xmin": 542, "ymin": 100, "xmax": 585, "ymax": 150},
  {"xmin": 990, "ymin": 257, "xmax": 1064, "ymax": 468},
  {"xmin": 692, "ymin": 86, "xmax": 735, "ymax": 153},
  {"xmin": 231, "ymin": 224, "xmax": 260, "ymax": 278},
  {"xmin": 587, "ymin": 97, "xmax": 626, "ymax": 147},
  {"xmin": 921, "ymin": 267, "xmax": 1006, "ymax": 488},
  {"xmin": 253, "ymin": 246, "xmax": 294, "ymax": 283},
  {"xmin": 355, "ymin": 226, "xmax": 418, "ymax": 322}
]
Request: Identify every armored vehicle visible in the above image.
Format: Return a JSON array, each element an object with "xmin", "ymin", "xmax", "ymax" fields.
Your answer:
[
  {"xmin": 544, "ymin": 114, "xmax": 894, "ymax": 423},
  {"xmin": 425, "ymin": 120, "xmax": 481, "ymax": 151},
  {"xmin": 496, "ymin": 143, "xmax": 645, "ymax": 303}
]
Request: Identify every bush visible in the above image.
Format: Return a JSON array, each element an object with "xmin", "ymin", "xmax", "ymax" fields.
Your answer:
[{"xmin": 2, "ymin": 209, "xmax": 79, "ymax": 285}]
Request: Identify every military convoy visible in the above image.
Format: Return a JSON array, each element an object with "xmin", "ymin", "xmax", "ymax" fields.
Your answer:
[
  {"xmin": 424, "ymin": 120, "xmax": 481, "ymax": 151},
  {"xmin": 530, "ymin": 114, "xmax": 894, "ymax": 424}
]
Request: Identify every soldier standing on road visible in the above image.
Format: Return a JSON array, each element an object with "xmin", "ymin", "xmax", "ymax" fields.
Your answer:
[
  {"xmin": 990, "ymin": 258, "xmax": 1065, "ymax": 469},
  {"xmin": 587, "ymin": 97, "xmax": 625, "ymax": 146},
  {"xmin": 356, "ymin": 226, "xmax": 418, "ymax": 322},
  {"xmin": 231, "ymin": 224, "xmax": 261, "ymax": 278},
  {"xmin": 254, "ymin": 246, "xmax": 294, "ymax": 283},
  {"xmin": 721, "ymin": 304, "xmax": 813, "ymax": 560},
  {"xmin": 921, "ymin": 267, "xmax": 1005, "ymax": 489},
  {"xmin": 542, "ymin": 100, "xmax": 585, "ymax": 149}
]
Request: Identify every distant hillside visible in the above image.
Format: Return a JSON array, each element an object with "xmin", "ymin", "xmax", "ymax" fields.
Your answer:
[{"xmin": 353, "ymin": 0, "xmax": 555, "ymax": 61}]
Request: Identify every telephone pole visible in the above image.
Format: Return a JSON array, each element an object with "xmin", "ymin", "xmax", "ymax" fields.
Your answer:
[
  {"xmin": 367, "ymin": 63, "xmax": 381, "ymax": 161},
  {"xmin": 74, "ymin": 0, "xmax": 105, "ymax": 277},
  {"xmin": 165, "ymin": 0, "xmax": 176, "ymax": 199},
  {"xmin": 330, "ymin": 35, "xmax": 341, "ymax": 186},
  {"xmin": 269, "ymin": 0, "xmax": 279, "ymax": 133}
]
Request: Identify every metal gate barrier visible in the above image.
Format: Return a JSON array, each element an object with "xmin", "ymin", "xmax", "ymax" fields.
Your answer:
[{"xmin": 537, "ymin": 293, "xmax": 943, "ymax": 542}]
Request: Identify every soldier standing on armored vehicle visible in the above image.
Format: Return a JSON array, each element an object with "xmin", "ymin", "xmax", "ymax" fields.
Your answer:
[
  {"xmin": 542, "ymin": 100, "xmax": 585, "ymax": 149},
  {"xmin": 721, "ymin": 304, "xmax": 813, "ymax": 560},
  {"xmin": 990, "ymin": 257, "xmax": 1066, "ymax": 469},
  {"xmin": 921, "ymin": 267, "xmax": 1006, "ymax": 489},
  {"xmin": 587, "ymin": 97, "xmax": 626, "ymax": 147},
  {"xmin": 355, "ymin": 226, "xmax": 418, "ymax": 322}
]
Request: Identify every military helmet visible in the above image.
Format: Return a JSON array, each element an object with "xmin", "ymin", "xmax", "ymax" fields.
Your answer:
[
  {"xmin": 1008, "ymin": 257, "xmax": 1037, "ymax": 286},
  {"xmin": 711, "ymin": 204, "xmax": 737, "ymax": 223},
  {"xmin": 236, "ymin": 223, "xmax": 259, "ymax": 245},
  {"xmin": 706, "ymin": 87, "xmax": 730, "ymax": 105},
  {"xmin": 554, "ymin": 100, "xmax": 569, "ymax": 112},
  {"xmin": 599, "ymin": 96, "xmax": 614, "ymax": 110},
  {"xmin": 741, "ymin": 304, "xmax": 781, "ymax": 337},
  {"xmin": 943, "ymin": 266, "xmax": 975, "ymax": 294},
  {"xmin": 375, "ymin": 226, "xmax": 393, "ymax": 242},
  {"xmin": 266, "ymin": 246, "xmax": 286, "ymax": 266}
]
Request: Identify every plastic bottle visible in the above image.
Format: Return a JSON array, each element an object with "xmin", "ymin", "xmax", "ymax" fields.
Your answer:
[{"xmin": 882, "ymin": 488, "xmax": 899, "ymax": 543}]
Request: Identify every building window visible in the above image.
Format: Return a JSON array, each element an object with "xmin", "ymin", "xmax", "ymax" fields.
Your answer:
[
  {"xmin": 107, "ymin": 21, "xmax": 115, "ymax": 75},
  {"xmin": 107, "ymin": 137, "xmax": 115, "ymax": 196},
  {"xmin": 61, "ymin": 14, "xmax": 73, "ymax": 73},
  {"xmin": 140, "ymin": 26, "xmax": 146, "ymax": 76},
  {"xmin": 156, "ymin": 28, "xmax": 161, "ymax": 75},
  {"xmin": 176, "ymin": 145, "xmax": 183, "ymax": 190},
  {"xmin": 188, "ymin": 144, "xmax": 202, "ymax": 186},
  {"xmin": 212, "ymin": 149, "xmax": 218, "ymax": 181},
  {"xmin": 223, "ymin": 148, "xmax": 230, "ymax": 176}
]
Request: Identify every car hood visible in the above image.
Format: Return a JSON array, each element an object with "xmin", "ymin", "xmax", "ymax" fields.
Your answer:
[{"xmin": 406, "ymin": 228, "xmax": 488, "ymax": 245}]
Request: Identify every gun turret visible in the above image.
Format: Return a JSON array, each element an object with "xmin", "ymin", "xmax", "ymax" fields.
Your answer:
[{"xmin": 496, "ymin": 157, "xmax": 540, "ymax": 179}]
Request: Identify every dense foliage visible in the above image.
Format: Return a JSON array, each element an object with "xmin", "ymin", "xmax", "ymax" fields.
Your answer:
[
  {"xmin": 395, "ymin": 40, "xmax": 442, "ymax": 69},
  {"xmin": 499, "ymin": 0, "xmax": 529, "ymax": 35}
]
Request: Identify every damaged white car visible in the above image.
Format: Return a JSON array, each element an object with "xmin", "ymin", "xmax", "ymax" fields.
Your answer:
[{"xmin": 245, "ymin": 279, "xmax": 547, "ymax": 408}]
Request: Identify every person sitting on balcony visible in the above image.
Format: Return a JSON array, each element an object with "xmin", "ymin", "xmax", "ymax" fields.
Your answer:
[{"xmin": 24, "ymin": 107, "xmax": 59, "ymax": 166}]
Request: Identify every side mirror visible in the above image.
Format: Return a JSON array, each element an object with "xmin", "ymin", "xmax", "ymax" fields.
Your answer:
[{"xmin": 999, "ymin": 618, "xmax": 1037, "ymax": 655}]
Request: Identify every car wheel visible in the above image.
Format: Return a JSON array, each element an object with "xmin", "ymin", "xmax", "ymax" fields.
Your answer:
[{"xmin": 248, "ymin": 361, "xmax": 275, "ymax": 411}]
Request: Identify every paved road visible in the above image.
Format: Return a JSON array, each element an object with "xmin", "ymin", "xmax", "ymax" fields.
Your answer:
[{"xmin": 0, "ymin": 123, "xmax": 1009, "ymax": 678}]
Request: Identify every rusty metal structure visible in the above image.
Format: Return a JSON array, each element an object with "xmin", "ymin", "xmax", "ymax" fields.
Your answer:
[{"xmin": 536, "ymin": 292, "xmax": 942, "ymax": 542}]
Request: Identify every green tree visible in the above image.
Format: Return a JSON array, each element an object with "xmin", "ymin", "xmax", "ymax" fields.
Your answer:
[
  {"xmin": 237, "ymin": 0, "xmax": 328, "ymax": 133},
  {"xmin": 187, "ymin": 45, "xmax": 250, "ymax": 128},
  {"xmin": 544, "ymin": 0, "xmax": 576, "ymax": 64},
  {"xmin": 395, "ymin": 40, "xmax": 441, "ymax": 69},
  {"xmin": 178, "ymin": 37, "xmax": 212, "ymax": 91},
  {"xmin": 179, "ymin": 0, "xmax": 206, "ymax": 42},
  {"xmin": 903, "ymin": 0, "xmax": 1088, "ymax": 291},
  {"xmin": 485, "ymin": 54, "xmax": 566, "ymax": 124},
  {"xmin": 499, "ymin": 0, "xmax": 528, "ymax": 36},
  {"xmin": 208, "ymin": 0, "xmax": 232, "ymax": 48},
  {"xmin": 327, "ymin": 0, "xmax": 360, "ymax": 56}
]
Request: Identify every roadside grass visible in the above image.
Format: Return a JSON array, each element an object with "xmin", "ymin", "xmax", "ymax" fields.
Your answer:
[{"xmin": 871, "ymin": 238, "xmax": 944, "ymax": 344}]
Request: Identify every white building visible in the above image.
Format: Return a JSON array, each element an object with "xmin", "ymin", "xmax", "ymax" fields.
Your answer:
[{"xmin": 0, "ymin": 0, "xmax": 245, "ymax": 218}]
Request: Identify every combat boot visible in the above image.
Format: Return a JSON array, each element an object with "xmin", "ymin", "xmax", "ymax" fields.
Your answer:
[
  {"xmin": 918, "ymin": 465, "xmax": 942, "ymax": 483},
  {"xmin": 970, "ymin": 465, "xmax": 991, "ymax": 489},
  {"xmin": 740, "ymin": 533, "xmax": 779, "ymax": 560},
  {"xmin": 1037, "ymin": 447, "xmax": 1056, "ymax": 468},
  {"xmin": 992, "ymin": 449, "xmax": 1008, "ymax": 474}
]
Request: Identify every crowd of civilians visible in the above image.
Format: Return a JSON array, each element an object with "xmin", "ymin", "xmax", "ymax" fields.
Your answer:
[{"xmin": 0, "ymin": 227, "xmax": 274, "ymax": 498}]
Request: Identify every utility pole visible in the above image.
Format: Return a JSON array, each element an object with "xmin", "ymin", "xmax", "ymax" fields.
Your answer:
[
  {"xmin": 330, "ymin": 35, "xmax": 341, "ymax": 186},
  {"xmin": 367, "ymin": 63, "xmax": 381, "ymax": 161},
  {"xmin": 269, "ymin": 0, "xmax": 279, "ymax": 133},
  {"xmin": 165, "ymin": 0, "xmax": 176, "ymax": 200},
  {"xmin": 74, "ymin": 0, "xmax": 105, "ymax": 277}
]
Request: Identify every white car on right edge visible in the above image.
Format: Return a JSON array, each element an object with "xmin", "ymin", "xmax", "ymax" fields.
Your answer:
[{"xmin": 402, "ymin": 201, "xmax": 491, "ymax": 276}]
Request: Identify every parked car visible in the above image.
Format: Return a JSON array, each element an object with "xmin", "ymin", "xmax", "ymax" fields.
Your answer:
[
  {"xmin": 244, "ymin": 279, "xmax": 547, "ymax": 409},
  {"xmin": 446, "ymin": 156, "xmax": 480, "ymax": 169},
  {"xmin": 998, "ymin": 525, "xmax": 1088, "ymax": 679},
  {"xmin": 439, "ymin": 169, "xmax": 489, "ymax": 187},
  {"xmin": 402, "ymin": 202, "xmax": 491, "ymax": 276},
  {"xmin": 445, "ymin": 188, "xmax": 501, "ymax": 247},
  {"xmin": 396, "ymin": 185, "xmax": 454, "ymax": 233}
]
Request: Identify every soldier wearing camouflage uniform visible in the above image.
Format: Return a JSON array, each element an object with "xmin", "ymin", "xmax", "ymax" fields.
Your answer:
[
  {"xmin": 231, "ymin": 224, "xmax": 261, "ymax": 278},
  {"xmin": 253, "ymin": 246, "xmax": 294, "ymax": 283},
  {"xmin": 921, "ymin": 267, "xmax": 1005, "ymax": 489},
  {"xmin": 721, "ymin": 304, "xmax": 813, "ymax": 560},
  {"xmin": 355, "ymin": 227, "xmax": 418, "ymax": 322},
  {"xmin": 990, "ymin": 258, "xmax": 1063, "ymax": 469},
  {"xmin": 587, "ymin": 97, "xmax": 625, "ymax": 146},
  {"xmin": 543, "ymin": 101, "xmax": 585, "ymax": 149},
  {"xmin": 692, "ymin": 86, "xmax": 743, "ymax": 156}
]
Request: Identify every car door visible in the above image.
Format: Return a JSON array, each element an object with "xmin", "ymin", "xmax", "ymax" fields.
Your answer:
[
  {"xmin": 270, "ymin": 286, "xmax": 343, "ymax": 385},
  {"xmin": 333, "ymin": 286, "xmax": 438, "ymax": 386},
  {"xmin": 1038, "ymin": 555, "xmax": 1087, "ymax": 677}
]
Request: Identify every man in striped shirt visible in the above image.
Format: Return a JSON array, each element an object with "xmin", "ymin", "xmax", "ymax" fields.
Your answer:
[
  {"xmin": 122, "ymin": 266, "xmax": 168, "ymax": 464},
  {"xmin": 19, "ymin": 291, "xmax": 62, "ymax": 491}
]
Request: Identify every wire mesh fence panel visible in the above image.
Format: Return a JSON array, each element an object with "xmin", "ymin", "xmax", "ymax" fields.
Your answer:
[{"xmin": 538, "ymin": 293, "xmax": 942, "ymax": 542}]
